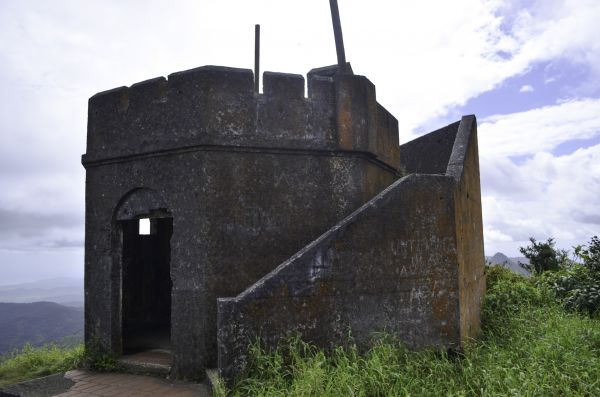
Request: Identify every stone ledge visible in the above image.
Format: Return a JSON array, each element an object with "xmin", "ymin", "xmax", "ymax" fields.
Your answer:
[{"xmin": 0, "ymin": 373, "xmax": 74, "ymax": 397}]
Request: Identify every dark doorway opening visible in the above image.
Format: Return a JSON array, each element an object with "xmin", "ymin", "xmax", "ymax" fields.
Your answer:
[{"xmin": 121, "ymin": 217, "xmax": 173, "ymax": 353}]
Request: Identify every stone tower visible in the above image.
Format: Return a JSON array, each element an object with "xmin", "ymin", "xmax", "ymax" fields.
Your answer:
[{"xmin": 83, "ymin": 65, "xmax": 484, "ymax": 381}]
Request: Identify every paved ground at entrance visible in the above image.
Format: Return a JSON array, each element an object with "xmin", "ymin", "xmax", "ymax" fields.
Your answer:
[{"xmin": 52, "ymin": 370, "xmax": 211, "ymax": 397}]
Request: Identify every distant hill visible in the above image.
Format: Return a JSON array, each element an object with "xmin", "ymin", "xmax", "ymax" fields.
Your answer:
[
  {"xmin": 486, "ymin": 253, "xmax": 530, "ymax": 276},
  {"xmin": 0, "ymin": 302, "xmax": 83, "ymax": 355},
  {"xmin": 0, "ymin": 278, "xmax": 83, "ymax": 307}
]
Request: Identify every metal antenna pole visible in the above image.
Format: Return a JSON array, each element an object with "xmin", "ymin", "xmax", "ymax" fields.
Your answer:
[
  {"xmin": 329, "ymin": 0, "xmax": 347, "ymax": 73},
  {"xmin": 254, "ymin": 24, "xmax": 260, "ymax": 93}
]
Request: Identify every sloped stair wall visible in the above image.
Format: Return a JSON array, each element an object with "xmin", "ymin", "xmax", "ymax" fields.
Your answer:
[{"xmin": 217, "ymin": 115, "xmax": 485, "ymax": 381}]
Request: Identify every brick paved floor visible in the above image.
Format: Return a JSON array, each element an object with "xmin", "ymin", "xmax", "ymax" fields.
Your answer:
[{"xmin": 52, "ymin": 370, "xmax": 211, "ymax": 397}]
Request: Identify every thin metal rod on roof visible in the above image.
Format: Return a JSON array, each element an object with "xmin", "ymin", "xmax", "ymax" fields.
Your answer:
[
  {"xmin": 329, "ymin": 0, "xmax": 347, "ymax": 73},
  {"xmin": 254, "ymin": 24, "xmax": 260, "ymax": 93}
]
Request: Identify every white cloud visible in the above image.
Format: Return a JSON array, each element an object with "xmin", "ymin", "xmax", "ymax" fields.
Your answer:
[
  {"xmin": 401, "ymin": 0, "xmax": 600, "ymax": 138},
  {"xmin": 510, "ymin": 0, "xmax": 600, "ymax": 70},
  {"xmin": 519, "ymin": 84, "xmax": 534, "ymax": 93},
  {"xmin": 3, "ymin": 0, "xmax": 598, "ymax": 142},
  {"xmin": 479, "ymin": 100, "xmax": 600, "ymax": 255},
  {"xmin": 484, "ymin": 225, "xmax": 513, "ymax": 244},
  {"xmin": 483, "ymin": 146, "xmax": 600, "ymax": 255},
  {"xmin": 479, "ymin": 98, "xmax": 600, "ymax": 158}
]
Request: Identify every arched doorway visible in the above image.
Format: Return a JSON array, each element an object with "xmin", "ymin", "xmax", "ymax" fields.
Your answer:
[{"xmin": 113, "ymin": 188, "xmax": 173, "ymax": 354}]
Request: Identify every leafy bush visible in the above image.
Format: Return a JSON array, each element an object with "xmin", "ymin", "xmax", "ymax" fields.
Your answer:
[
  {"xmin": 485, "ymin": 263, "xmax": 525, "ymax": 287},
  {"xmin": 483, "ymin": 265, "xmax": 544, "ymax": 319},
  {"xmin": 576, "ymin": 235, "xmax": 600, "ymax": 273},
  {"xmin": 564, "ymin": 283, "xmax": 600, "ymax": 315},
  {"xmin": 537, "ymin": 236, "xmax": 600, "ymax": 316},
  {"xmin": 536, "ymin": 265, "xmax": 589, "ymax": 298}
]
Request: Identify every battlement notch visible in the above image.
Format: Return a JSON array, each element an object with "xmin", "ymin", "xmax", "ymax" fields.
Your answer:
[{"xmin": 84, "ymin": 65, "xmax": 399, "ymax": 172}]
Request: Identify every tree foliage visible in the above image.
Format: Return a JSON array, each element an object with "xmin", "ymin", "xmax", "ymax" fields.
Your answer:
[
  {"xmin": 519, "ymin": 237, "xmax": 568, "ymax": 274},
  {"xmin": 575, "ymin": 235, "xmax": 600, "ymax": 273}
]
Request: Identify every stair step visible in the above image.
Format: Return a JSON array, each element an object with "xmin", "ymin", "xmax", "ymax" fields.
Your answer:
[{"xmin": 117, "ymin": 349, "xmax": 172, "ymax": 378}]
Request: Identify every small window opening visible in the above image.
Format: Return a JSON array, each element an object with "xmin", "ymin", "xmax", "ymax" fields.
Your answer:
[{"xmin": 139, "ymin": 218, "xmax": 151, "ymax": 235}]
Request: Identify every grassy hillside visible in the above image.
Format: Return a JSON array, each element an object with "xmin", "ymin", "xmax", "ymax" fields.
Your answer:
[
  {"xmin": 216, "ymin": 266, "xmax": 600, "ymax": 396},
  {"xmin": 0, "ymin": 302, "xmax": 83, "ymax": 355}
]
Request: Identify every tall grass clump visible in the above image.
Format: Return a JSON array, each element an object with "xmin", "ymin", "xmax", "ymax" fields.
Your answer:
[
  {"xmin": 83, "ymin": 338, "xmax": 120, "ymax": 372},
  {"xmin": 0, "ymin": 343, "xmax": 84, "ymax": 387},
  {"xmin": 218, "ymin": 266, "xmax": 600, "ymax": 396}
]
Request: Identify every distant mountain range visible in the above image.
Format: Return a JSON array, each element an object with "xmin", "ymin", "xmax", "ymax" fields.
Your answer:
[
  {"xmin": 0, "ymin": 278, "xmax": 83, "ymax": 307},
  {"xmin": 0, "ymin": 278, "xmax": 84, "ymax": 354},
  {"xmin": 0, "ymin": 301, "xmax": 83, "ymax": 355},
  {"xmin": 486, "ymin": 252, "xmax": 530, "ymax": 275}
]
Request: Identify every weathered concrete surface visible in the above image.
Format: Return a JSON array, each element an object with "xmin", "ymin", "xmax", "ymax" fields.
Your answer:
[
  {"xmin": 83, "ymin": 65, "xmax": 400, "ymax": 380},
  {"xmin": 0, "ymin": 373, "xmax": 74, "ymax": 397},
  {"xmin": 84, "ymin": 66, "xmax": 399, "ymax": 170},
  {"xmin": 218, "ymin": 174, "xmax": 460, "ymax": 380},
  {"xmin": 400, "ymin": 120, "xmax": 460, "ymax": 175},
  {"xmin": 217, "ymin": 115, "xmax": 485, "ymax": 381},
  {"xmin": 446, "ymin": 116, "xmax": 486, "ymax": 341}
]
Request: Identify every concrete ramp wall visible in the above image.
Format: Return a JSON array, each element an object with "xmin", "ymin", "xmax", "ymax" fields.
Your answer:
[
  {"xmin": 446, "ymin": 116, "xmax": 486, "ymax": 341},
  {"xmin": 217, "ymin": 115, "xmax": 484, "ymax": 381}
]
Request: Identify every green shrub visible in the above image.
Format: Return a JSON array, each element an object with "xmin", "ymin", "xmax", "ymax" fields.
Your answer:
[
  {"xmin": 0, "ymin": 343, "xmax": 84, "ymax": 387},
  {"xmin": 485, "ymin": 263, "xmax": 525, "ymax": 287},
  {"xmin": 535, "ymin": 236, "xmax": 600, "ymax": 316},
  {"xmin": 576, "ymin": 235, "xmax": 600, "ymax": 273},
  {"xmin": 483, "ymin": 265, "xmax": 544, "ymax": 319},
  {"xmin": 565, "ymin": 283, "xmax": 600, "ymax": 316},
  {"xmin": 536, "ymin": 265, "xmax": 591, "ymax": 299}
]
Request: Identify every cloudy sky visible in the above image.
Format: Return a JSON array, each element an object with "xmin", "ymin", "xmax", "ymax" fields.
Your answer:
[{"xmin": 1, "ymin": 0, "xmax": 599, "ymax": 284}]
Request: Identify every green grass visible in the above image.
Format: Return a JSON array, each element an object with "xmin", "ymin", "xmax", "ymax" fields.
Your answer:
[
  {"xmin": 0, "ymin": 343, "xmax": 84, "ymax": 387},
  {"xmin": 218, "ymin": 267, "xmax": 600, "ymax": 396}
]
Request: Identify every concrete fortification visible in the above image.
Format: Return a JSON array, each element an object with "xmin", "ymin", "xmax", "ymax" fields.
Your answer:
[{"xmin": 83, "ymin": 64, "xmax": 485, "ymax": 381}]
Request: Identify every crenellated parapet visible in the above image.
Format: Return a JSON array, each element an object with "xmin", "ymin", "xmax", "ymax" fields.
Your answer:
[{"xmin": 84, "ymin": 66, "xmax": 400, "ymax": 170}]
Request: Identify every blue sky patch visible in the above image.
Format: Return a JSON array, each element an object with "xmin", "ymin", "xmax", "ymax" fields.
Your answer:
[
  {"xmin": 460, "ymin": 60, "xmax": 592, "ymax": 119},
  {"xmin": 553, "ymin": 134, "xmax": 600, "ymax": 156}
]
